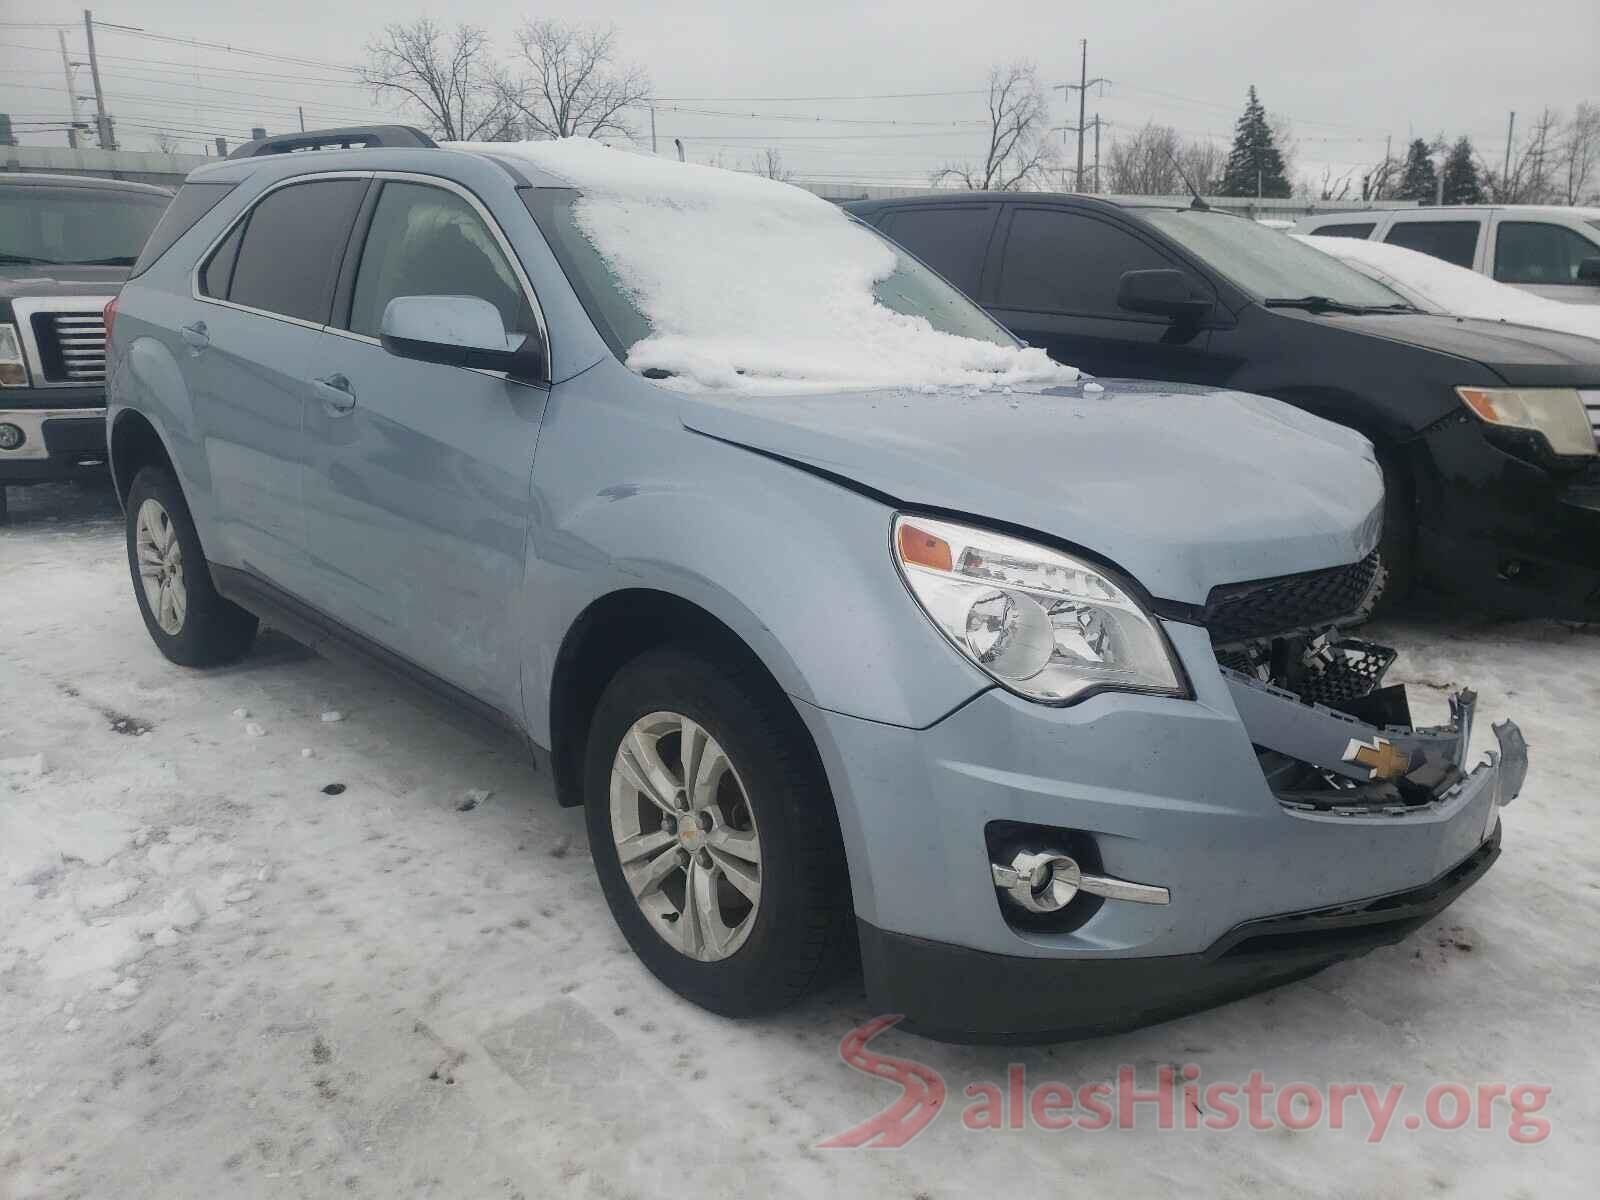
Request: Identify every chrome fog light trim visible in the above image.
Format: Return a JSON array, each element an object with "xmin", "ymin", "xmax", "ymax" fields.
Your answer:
[{"xmin": 991, "ymin": 850, "xmax": 1170, "ymax": 911}]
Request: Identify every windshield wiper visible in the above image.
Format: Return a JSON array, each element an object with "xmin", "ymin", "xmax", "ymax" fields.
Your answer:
[
  {"xmin": 67, "ymin": 255, "xmax": 137, "ymax": 266},
  {"xmin": 0, "ymin": 253, "xmax": 59, "ymax": 265},
  {"xmin": 1263, "ymin": 295, "xmax": 1370, "ymax": 314},
  {"xmin": 1265, "ymin": 295, "xmax": 1419, "ymax": 315}
]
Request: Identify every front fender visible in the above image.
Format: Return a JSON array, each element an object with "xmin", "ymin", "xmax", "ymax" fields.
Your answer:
[{"xmin": 518, "ymin": 370, "xmax": 992, "ymax": 746}]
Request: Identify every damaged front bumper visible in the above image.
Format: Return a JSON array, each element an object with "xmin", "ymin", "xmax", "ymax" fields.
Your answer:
[
  {"xmin": 802, "ymin": 617, "xmax": 1525, "ymax": 1042},
  {"xmin": 1224, "ymin": 653, "xmax": 1528, "ymax": 821}
]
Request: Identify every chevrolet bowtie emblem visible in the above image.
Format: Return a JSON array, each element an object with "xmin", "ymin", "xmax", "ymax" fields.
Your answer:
[{"xmin": 1343, "ymin": 735, "xmax": 1412, "ymax": 781}]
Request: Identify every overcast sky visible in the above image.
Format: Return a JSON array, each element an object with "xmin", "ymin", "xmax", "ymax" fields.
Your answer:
[{"xmin": 3, "ymin": 0, "xmax": 1596, "ymax": 190}]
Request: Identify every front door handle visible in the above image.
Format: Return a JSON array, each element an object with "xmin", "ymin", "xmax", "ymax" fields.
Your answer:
[
  {"xmin": 313, "ymin": 373, "xmax": 356, "ymax": 413},
  {"xmin": 179, "ymin": 321, "xmax": 209, "ymax": 350}
]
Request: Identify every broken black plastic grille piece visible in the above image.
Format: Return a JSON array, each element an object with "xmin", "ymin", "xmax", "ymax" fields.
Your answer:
[{"xmin": 1202, "ymin": 551, "xmax": 1381, "ymax": 645}]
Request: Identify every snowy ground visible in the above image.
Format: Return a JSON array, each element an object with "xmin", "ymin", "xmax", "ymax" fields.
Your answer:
[{"xmin": 1, "ymin": 481, "xmax": 1594, "ymax": 1198}]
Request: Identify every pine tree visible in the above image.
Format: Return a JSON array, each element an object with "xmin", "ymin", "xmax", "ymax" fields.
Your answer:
[
  {"xmin": 1396, "ymin": 138, "xmax": 1439, "ymax": 203},
  {"xmin": 1219, "ymin": 86, "xmax": 1291, "ymax": 198},
  {"xmin": 1440, "ymin": 136, "xmax": 1483, "ymax": 205}
]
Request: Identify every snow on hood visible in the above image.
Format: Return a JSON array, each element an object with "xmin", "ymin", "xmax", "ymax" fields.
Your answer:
[
  {"xmin": 1295, "ymin": 234, "xmax": 1600, "ymax": 343},
  {"xmin": 451, "ymin": 137, "xmax": 1079, "ymax": 393}
]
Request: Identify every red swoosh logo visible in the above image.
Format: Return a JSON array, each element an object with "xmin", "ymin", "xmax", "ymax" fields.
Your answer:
[{"xmin": 817, "ymin": 1015, "xmax": 946, "ymax": 1148}]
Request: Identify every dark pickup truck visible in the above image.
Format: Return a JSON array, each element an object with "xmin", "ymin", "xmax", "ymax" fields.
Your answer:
[{"xmin": 1, "ymin": 172, "xmax": 171, "ymax": 521}]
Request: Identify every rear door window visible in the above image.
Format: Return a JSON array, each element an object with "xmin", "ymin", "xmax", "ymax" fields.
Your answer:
[
  {"xmin": 994, "ymin": 207, "xmax": 1177, "ymax": 315},
  {"xmin": 1493, "ymin": 221, "xmax": 1600, "ymax": 285},
  {"xmin": 1309, "ymin": 222, "xmax": 1374, "ymax": 238},
  {"xmin": 346, "ymin": 180, "xmax": 533, "ymax": 339},
  {"xmin": 877, "ymin": 205, "xmax": 997, "ymax": 296},
  {"xmin": 216, "ymin": 178, "xmax": 367, "ymax": 324},
  {"xmin": 1382, "ymin": 220, "xmax": 1480, "ymax": 269}
]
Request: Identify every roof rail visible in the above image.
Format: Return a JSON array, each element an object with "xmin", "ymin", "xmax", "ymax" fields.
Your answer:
[{"xmin": 227, "ymin": 125, "xmax": 437, "ymax": 159}]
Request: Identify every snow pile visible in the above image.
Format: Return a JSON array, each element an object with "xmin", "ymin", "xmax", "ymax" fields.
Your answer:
[
  {"xmin": 452, "ymin": 137, "xmax": 1078, "ymax": 393},
  {"xmin": 1295, "ymin": 234, "xmax": 1600, "ymax": 341}
]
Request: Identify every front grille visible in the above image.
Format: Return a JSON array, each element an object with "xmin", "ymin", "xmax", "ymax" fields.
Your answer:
[
  {"xmin": 1202, "ymin": 551, "xmax": 1381, "ymax": 645},
  {"xmin": 35, "ymin": 312, "xmax": 108, "ymax": 383},
  {"xmin": 1582, "ymin": 389, "xmax": 1600, "ymax": 449}
]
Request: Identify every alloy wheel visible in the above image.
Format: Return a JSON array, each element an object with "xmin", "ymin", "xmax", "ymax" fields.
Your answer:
[
  {"xmin": 609, "ymin": 711, "xmax": 763, "ymax": 962},
  {"xmin": 135, "ymin": 497, "xmax": 186, "ymax": 635}
]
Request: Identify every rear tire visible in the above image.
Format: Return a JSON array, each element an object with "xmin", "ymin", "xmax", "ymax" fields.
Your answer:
[
  {"xmin": 584, "ymin": 646, "xmax": 853, "ymax": 1017},
  {"xmin": 125, "ymin": 466, "xmax": 258, "ymax": 666}
]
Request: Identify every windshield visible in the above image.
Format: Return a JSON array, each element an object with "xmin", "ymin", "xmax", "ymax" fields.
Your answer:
[
  {"xmin": 1143, "ymin": 209, "xmax": 1411, "ymax": 308},
  {"xmin": 528, "ymin": 188, "xmax": 1016, "ymax": 363},
  {"xmin": 0, "ymin": 185, "xmax": 169, "ymax": 267}
]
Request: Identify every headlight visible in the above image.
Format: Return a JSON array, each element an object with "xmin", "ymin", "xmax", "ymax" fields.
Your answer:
[
  {"xmin": 1456, "ymin": 386, "xmax": 1595, "ymax": 457},
  {"xmin": 0, "ymin": 323, "xmax": 28, "ymax": 387},
  {"xmin": 892, "ymin": 515, "xmax": 1187, "ymax": 704}
]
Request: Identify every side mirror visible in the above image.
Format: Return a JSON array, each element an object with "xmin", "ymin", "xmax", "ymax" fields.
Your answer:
[
  {"xmin": 1576, "ymin": 256, "xmax": 1600, "ymax": 284},
  {"xmin": 1116, "ymin": 269, "xmax": 1212, "ymax": 320},
  {"xmin": 379, "ymin": 295, "xmax": 544, "ymax": 380}
]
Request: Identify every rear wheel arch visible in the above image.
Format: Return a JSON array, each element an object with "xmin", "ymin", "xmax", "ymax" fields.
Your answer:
[{"xmin": 110, "ymin": 409, "xmax": 176, "ymax": 508}]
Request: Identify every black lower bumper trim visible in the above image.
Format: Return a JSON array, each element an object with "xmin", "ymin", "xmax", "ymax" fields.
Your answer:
[{"xmin": 860, "ymin": 825, "xmax": 1500, "ymax": 1044}]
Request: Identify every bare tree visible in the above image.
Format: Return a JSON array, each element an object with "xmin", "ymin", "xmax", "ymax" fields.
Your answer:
[
  {"xmin": 496, "ymin": 21, "xmax": 650, "ymax": 140},
  {"xmin": 747, "ymin": 148, "xmax": 792, "ymax": 182},
  {"xmin": 1103, "ymin": 123, "xmax": 1220, "ymax": 196},
  {"xmin": 1301, "ymin": 163, "xmax": 1356, "ymax": 201},
  {"xmin": 1361, "ymin": 150, "xmax": 1400, "ymax": 201},
  {"xmin": 931, "ymin": 63, "xmax": 1056, "ymax": 191},
  {"xmin": 362, "ymin": 19, "xmax": 514, "ymax": 141},
  {"xmin": 1559, "ymin": 101, "xmax": 1600, "ymax": 205},
  {"xmin": 153, "ymin": 129, "xmax": 182, "ymax": 154},
  {"xmin": 1483, "ymin": 107, "xmax": 1562, "ymax": 203},
  {"xmin": 1178, "ymin": 138, "xmax": 1224, "ymax": 194}
]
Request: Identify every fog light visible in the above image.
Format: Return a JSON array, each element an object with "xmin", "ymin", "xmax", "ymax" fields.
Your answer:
[{"xmin": 0, "ymin": 422, "xmax": 24, "ymax": 451}]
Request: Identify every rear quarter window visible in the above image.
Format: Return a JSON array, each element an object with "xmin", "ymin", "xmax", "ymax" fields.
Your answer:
[
  {"xmin": 1309, "ymin": 222, "xmax": 1374, "ymax": 238},
  {"xmin": 129, "ymin": 182, "xmax": 234, "ymax": 277}
]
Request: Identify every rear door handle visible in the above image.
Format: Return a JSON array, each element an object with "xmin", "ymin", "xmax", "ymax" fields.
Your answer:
[
  {"xmin": 179, "ymin": 321, "xmax": 209, "ymax": 350},
  {"xmin": 313, "ymin": 373, "xmax": 356, "ymax": 412}
]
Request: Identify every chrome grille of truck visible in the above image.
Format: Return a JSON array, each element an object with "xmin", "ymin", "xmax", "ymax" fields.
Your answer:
[
  {"xmin": 10, "ymin": 296, "xmax": 115, "ymax": 389},
  {"xmin": 46, "ymin": 312, "xmax": 108, "ymax": 383}
]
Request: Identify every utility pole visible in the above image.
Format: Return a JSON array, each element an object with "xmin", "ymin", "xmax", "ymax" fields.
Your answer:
[
  {"xmin": 649, "ymin": 105, "xmax": 658, "ymax": 155},
  {"xmin": 1055, "ymin": 40, "xmax": 1108, "ymax": 191},
  {"xmin": 298, "ymin": 105, "xmax": 306, "ymax": 133},
  {"xmin": 1093, "ymin": 111, "xmax": 1101, "ymax": 192},
  {"xmin": 1502, "ymin": 111, "xmax": 1516, "ymax": 201},
  {"xmin": 57, "ymin": 30, "xmax": 82, "ymax": 149},
  {"xmin": 82, "ymin": 9, "xmax": 114, "ymax": 149}
]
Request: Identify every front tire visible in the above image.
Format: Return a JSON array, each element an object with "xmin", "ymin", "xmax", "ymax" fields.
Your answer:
[
  {"xmin": 584, "ymin": 646, "xmax": 853, "ymax": 1017},
  {"xmin": 125, "ymin": 466, "xmax": 258, "ymax": 666}
]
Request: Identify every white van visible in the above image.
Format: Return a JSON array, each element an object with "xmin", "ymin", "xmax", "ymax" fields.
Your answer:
[{"xmin": 1292, "ymin": 206, "xmax": 1600, "ymax": 305}]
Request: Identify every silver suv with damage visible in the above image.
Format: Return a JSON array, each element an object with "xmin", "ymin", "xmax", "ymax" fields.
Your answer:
[{"xmin": 105, "ymin": 126, "xmax": 1526, "ymax": 1042}]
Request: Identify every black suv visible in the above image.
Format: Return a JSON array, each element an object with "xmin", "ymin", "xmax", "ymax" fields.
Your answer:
[
  {"xmin": 1, "ymin": 172, "xmax": 172, "ymax": 521},
  {"xmin": 847, "ymin": 193, "xmax": 1600, "ymax": 618}
]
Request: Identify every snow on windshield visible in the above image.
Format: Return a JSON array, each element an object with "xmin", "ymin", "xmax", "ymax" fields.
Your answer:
[
  {"xmin": 452, "ymin": 137, "xmax": 1078, "ymax": 393},
  {"xmin": 1295, "ymin": 235, "xmax": 1600, "ymax": 342}
]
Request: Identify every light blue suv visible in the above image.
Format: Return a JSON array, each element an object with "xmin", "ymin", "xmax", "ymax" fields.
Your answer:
[{"xmin": 105, "ymin": 126, "xmax": 1525, "ymax": 1042}]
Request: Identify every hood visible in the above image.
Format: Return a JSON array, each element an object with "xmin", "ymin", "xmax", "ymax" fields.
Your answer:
[
  {"xmin": 1284, "ymin": 310, "xmax": 1600, "ymax": 384},
  {"xmin": 679, "ymin": 378, "xmax": 1384, "ymax": 605},
  {"xmin": 0, "ymin": 265, "xmax": 129, "ymax": 305}
]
